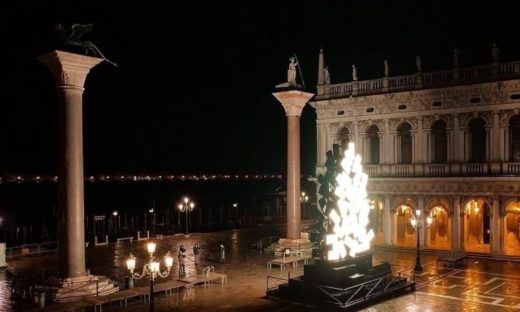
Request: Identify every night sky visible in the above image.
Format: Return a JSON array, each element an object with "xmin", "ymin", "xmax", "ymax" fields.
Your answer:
[{"xmin": 2, "ymin": 1, "xmax": 520, "ymax": 176}]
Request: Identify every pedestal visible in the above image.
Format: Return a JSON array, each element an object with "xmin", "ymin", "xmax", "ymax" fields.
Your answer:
[{"xmin": 272, "ymin": 88, "xmax": 314, "ymax": 240}]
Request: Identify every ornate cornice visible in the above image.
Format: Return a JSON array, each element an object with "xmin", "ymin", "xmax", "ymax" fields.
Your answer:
[{"xmin": 314, "ymin": 80, "xmax": 520, "ymax": 123}]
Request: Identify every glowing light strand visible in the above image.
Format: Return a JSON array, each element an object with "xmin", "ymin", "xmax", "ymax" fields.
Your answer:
[{"xmin": 326, "ymin": 142, "xmax": 374, "ymax": 260}]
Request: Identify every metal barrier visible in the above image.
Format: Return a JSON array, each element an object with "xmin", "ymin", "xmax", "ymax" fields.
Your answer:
[
  {"xmin": 6, "ymin": 241, "xmax": 59, "ymax": 259},
  {"xmin": 116, "ymin": 236, "xmax": 134, "ymax": 243},
  {"xmin": 266, "ymin": 272, "xmax": 290, "ymax": 292},
  {"xmin": 94, "ymin": 235, "xmax": 109, "ymax": 246},
  {"xmin": 254, "ymin": 236, "xmax": 280, "ymax": 250}
]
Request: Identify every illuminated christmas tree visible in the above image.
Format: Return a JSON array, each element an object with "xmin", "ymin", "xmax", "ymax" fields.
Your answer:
[{"xmin": 326, "ymin": 142, "xmax": 374, "ymax": 260}]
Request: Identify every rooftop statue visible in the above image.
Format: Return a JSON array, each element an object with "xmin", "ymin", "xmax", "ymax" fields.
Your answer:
[
  {"xmin": 352, "ymin": 65, "xmax": 358, "ymax": 81},
  {"xmin": 384, "ymin": 60, "xmax": 389, "ymax": 77},
  {"xmin": 323, "ymin": 66, "xmax": 330, "ymax": 85},
  {"xmin": 55, "ymin": 23, "xmax": 118, "ymax": 67},
  {"xmin": 416, "ymin": 55, "xmax": 422, "ymax": 72},
  {"xmin": 492, "ymin": 43, "xmax": 500, "ymax": 63},
  {"xmin": 453, "ymin": 49, "xmax": 459, "ymax": 68}
]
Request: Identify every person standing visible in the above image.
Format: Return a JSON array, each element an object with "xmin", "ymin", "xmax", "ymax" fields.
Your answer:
[
  {"xmin": 219, "ymin": 244, "xmax": 226, "ymax": 263},
  {"xmin": 193, "ymin": 243, "xmax": 200, "ymax": 265},
  {"xmin": 178, "ymin": 245, "xmax": 186, "ymax": 274}
]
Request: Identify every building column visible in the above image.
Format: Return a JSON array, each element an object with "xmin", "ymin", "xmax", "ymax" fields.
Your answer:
[
  {"xmin": 316, "ymin": 123, "xmax": 326, "ymax": 165},
  {"xmin": 39, "ymin": 51, "xmax": 102, "ymax": 279},
  {"xmin": 418, "ymin": 197, "xmax": 425, "ymax": 247},
  {"xmin": 354, "ymin": 121, "xmax": 361, "ymax": 151},
  {"xmin": 491, "ymin": 111, "xmax": 500, "ymax": 161},
  {"xmin": 272, "ymin": 89, "xmax": 314, "ymax": 240},
  {"xmin": 383, "ymin": 196, "xmax": 392, "ymax": 245},
  {"xmin": 452, "ymin": 197, "xmax": 463, "ymax": 251},
  {"xmin": 325, "ymin": 124, "xmax": 332, "ymax": 153},
  {"xmin": 491, "ymin": 197, "xmax": 502, "ymax": 255},
  {"xmin": 383, "ymin": 119, "xmax": 390, "ymax": 164},
  {"xmin": 416, "ymin": 117, "xmax": 424, "ymax": 163}
]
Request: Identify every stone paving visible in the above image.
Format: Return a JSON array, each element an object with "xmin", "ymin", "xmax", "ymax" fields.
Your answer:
[{"xmin": 6, "ymin": 225, "xmax": 520, "ymax": 311}]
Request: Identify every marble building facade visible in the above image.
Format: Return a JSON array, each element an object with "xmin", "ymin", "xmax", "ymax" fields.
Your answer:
[{"xmin": 310, "ymin": 48, "xmax": 520, "ymax": 256}]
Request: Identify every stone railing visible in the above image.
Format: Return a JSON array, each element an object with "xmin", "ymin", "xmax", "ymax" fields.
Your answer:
[
  {"xmin": 360, "ymin": 162, "xmax": 520, "ymax": 177},
  {"xmin": 502, "ymin": 162, "xmax": 520, "ymax": 175},
  {"xmin": 425, "ymin": 163, "xmax": 448, "ymax": 176},
  {"xmin": 461, "ymin": 163, "xmax": 488, "ymax": 175},
  {"xmin": 318, "ymin": 61, "xmax": 520, "ymax": 98}
]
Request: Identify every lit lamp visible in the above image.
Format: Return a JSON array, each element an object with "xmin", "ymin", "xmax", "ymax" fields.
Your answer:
[
  {"xmin": 112, "ymin": 210, "xmax": 119, "ymax": 233},
  {"xmin": 300, "ymin": 192, "xmax": 309, "ymax": 219},
  {"xmin": 126, "ymin": 244, "xmax": 173, "ymax": 312},
  {"xmin": 178, "ymin": 197, "xmax": 195, "ymax": 237},
  {"xmin": 410, "ymin": 209, "xmax": 432, "ymax": 272}
]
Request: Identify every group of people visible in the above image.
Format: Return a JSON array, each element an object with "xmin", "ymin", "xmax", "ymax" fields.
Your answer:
[{"xmin": 175, "ymin": 242, "xmax": 226, "ymax": 274}]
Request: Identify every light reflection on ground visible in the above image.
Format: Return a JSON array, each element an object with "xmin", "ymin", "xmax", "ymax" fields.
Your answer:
[{"xmin": 7, "ymin": 225, "xmax": 520, "ymax": 311}]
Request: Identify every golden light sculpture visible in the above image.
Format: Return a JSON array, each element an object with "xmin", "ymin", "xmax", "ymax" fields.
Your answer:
[{"xmin": 326, "ymin": 142, "xmax": 375, "ymax": 260}]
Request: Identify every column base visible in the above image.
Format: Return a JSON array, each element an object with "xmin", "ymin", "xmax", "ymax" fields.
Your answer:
[{"xmin": 48, "ymin": 275, "xmax": 119, "ymax": 303}]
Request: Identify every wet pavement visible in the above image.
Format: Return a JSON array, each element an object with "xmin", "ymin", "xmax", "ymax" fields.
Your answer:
[{"xmin": 5, "ymin": 225, "xmax": 520, "ymax": 311}]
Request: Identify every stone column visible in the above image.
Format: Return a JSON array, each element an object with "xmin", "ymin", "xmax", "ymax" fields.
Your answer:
[
  {"xmin": 39, "ymin": 51, "xmax": 102, "ymax": 278},
  {"xmin": 316, "ymin": 123, "xmax": 326, "ymax": 166},
  {"xmin": 273, "ymin": 89, "xmax": 314, "ymax": 239},
  {"xmin": 491, "ymin": 197, "xmax": 502, "ymax": 255},
  {"xmin": 452, "ymin": 197, "xmax": 462, "ymax": 251},
  {"xmin": 383, "ymin": 196, "xmax": 392, "ymax": 245}
]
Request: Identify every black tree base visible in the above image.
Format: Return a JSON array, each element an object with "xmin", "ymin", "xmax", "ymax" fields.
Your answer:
[{"xmin": 267, "ymin": 253, "xmax": 415, "ymax": 310}]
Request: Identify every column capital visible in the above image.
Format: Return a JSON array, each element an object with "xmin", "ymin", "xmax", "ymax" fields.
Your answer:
[
  {"xmin": 272, "ymin": 89, "xmax": 315, "ymax": 116},
  {"xmin": 38, "ymin": 50, "xmax": 102, "ymax": 88}
]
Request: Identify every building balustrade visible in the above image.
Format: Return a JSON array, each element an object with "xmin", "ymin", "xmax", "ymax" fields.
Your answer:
[
  {"xmin": 319, "ymin": 61, "xmax": 520, "ymax": 99},
  {"xmin": 360, "ymin": 162, "xmax": 520, "ymax": 177}
]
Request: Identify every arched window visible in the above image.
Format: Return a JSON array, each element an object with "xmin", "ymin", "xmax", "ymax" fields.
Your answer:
[
  {"xmin": 432, "ymin": 120, "xmax": 447, "ymax": 163},
  {"xmin": 398, "ymin": 123, "xmax": 412, "ymax": 164},
  {"xmin": 510, "ymin": 115, "xmax": 520, "ymax": 161},
  {"xmin": 469, "ymin": 118, "xmax": 486, "ymax": 162},
  {"xmin": 367, "ymin": 125, "xmax": 380, "ymax": 164},
  {"xmin": 338, "ymin": 127, "xmax": 350, "ymax": 153}
]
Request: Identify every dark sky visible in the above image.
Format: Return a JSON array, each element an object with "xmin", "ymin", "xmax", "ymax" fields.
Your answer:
[{"xmin": 2, "ymin": 1, "xmax": 519, "ymax": 176}]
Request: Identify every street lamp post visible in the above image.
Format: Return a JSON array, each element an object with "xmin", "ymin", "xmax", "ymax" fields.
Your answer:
[
  {"xmin": 112, "ymin": 211, "xmax": 118, "ymax": 234},
  {"xmin": 410, "ymin": 209, "xmax": 432, "ymax": 272},
  {"xmin": 300, "ymin": 192, "xmax": 309, "ymax": 219},
  {"xmin": 233, "ymin": 203, "xmax": 239, "ymax": 225},
  {"xmin": 178, "ymin": 197, "xmax": 195, "ymax": 237},
  {"xmin": 126, "ymin": 242, "xmax": 173, "ymax": 312}
]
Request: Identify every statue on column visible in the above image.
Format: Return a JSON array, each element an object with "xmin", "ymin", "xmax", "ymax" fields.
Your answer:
[
  {"xmin": 416, "ymin": 55, "xmax": 422, "ymax": 72},
  {"xmin": 287, "ymin": 57, "xmax": 298, "ymax": 86},
  {"xmin": 276, "ymin": 56, "xmax": 303, "ymax": 88},
  {"xmin": 352, "ymin": 65, "xmax": 358, "ymax": 81},
  {"xmin": 323, "ymin": 66, "xmax": 330, "ymax": 85},
  {"xmin": 492, "ymin": 43, "xmax": 500, "ymax": 63},
  {"xmin": 384, "ymin": 60, "xmax": 389, "ymax": 77},
  {"xmin": 55, "ymin": 23, "xmax": 118, "ymax": 67},
  {"xmin": 453, "ymin": 49, "xmax": 459, "ymax": 68}
]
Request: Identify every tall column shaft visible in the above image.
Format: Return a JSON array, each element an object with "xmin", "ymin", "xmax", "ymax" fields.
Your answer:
[
  {"xmin": 59, "ymin": 86, "xmax": 86, "ymax": 277},
  {"xmin": 287, "ymin": 115, "xmax": 301, "ymax": 239},
  {"xmin": 39, "ymin": 51, "xmax": 102, "ymax": 278},
  {"xmin": 273, "ymin": 89, "xmax": 314, "ymax": 240}
]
